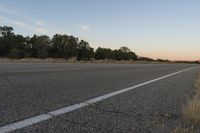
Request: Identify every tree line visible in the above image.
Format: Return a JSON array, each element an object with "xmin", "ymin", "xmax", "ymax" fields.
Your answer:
[
  {"xmin": 0, "ymin": 26, "xmax": 177, "ymax": 62},
  {"xmin": 0, "ymin": 26, "xmax": 199, "ymax": 63},
  {"xmin": 0, "ymin": 26, "xmax": 141, "ymax": 61}
]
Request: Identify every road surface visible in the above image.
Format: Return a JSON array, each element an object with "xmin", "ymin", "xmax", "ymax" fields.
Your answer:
[{"xmin": 0, "ymin": 63, "xmax": 199, "ymax": 133}]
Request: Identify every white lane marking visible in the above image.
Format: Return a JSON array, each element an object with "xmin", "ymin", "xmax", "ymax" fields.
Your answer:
[
  {"xmin": 0, "ymin": 67, "xmax": 194, "ymax": 133},
  {"xmin": 0, "ymin": 114, "xmax": 52, "ymax": 133},
  {"xmin": 48, "ymin": 102, "xmax": 89, "ymax": 116}
]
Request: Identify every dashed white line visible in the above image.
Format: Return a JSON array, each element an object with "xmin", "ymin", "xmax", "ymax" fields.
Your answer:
[{"xmin": 0, "ymin": 67, "xmax": 194, "ymax": 133}]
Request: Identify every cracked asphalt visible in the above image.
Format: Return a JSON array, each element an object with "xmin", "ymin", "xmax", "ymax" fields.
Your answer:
[{"xmin": 0, "ymin": 62, "xmax": 199, "ymax": 133}]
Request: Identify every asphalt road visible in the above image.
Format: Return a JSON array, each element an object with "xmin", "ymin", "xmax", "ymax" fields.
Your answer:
[{"xmin": 0, "ymin": 63, "xmax": 199, "ymax": 133}]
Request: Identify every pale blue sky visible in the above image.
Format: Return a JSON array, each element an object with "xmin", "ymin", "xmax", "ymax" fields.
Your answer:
[{"xmin": 0, "ymin": 0, "xmax": 200, "ymax": 60}]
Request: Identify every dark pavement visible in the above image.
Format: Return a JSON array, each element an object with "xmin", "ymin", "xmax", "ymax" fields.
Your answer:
[{"xmin": 0, "ymin": 63, "xmax": 199, "ymax": 132}]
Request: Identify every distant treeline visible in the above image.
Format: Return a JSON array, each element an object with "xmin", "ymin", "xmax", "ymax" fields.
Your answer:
[
  {"xmin": 0, "ymin": 26, "xmax": 198, "ymax": 63},
  {"xmin": 0, "ymin": 26, "xmax": 139, "ymax": 61}
]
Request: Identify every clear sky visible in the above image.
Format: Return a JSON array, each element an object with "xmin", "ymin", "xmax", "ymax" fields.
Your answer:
[{"xmin": 0, "ymin": 0, "xmax": 200, "ymax": 61}]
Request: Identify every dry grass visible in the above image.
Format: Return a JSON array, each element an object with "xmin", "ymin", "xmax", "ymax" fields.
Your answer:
[
  {"xmin": 183, "ymin": 73, "xmax": 200, "ymax": 125},
  {"xmin": 0, "ymin": 57, "xmax": 174, "ymax": 64},
  {"xmin": 172, "ymin": 127, "xmax": 195, "ymax": 133},
  {"xmin": 183, "ymin": 96, "xmax": 200, "ymax": 124},
  {"xmin": 172, "ymin": 73, "xmax": 200, "ymax": 132},
  {"xmin": 0, "ymin": 57, "xmax": 67, "ymax": 63}
]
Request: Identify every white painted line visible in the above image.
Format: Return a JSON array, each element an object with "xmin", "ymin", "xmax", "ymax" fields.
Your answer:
[
  {"xmin": 48, "ymin": 102, "xmax": 89, "ymax": 116},
  {"xmin": 0, "ymin": 67, "xmax": 194, "ymax": 133},
  {"xmin": 0, "ymin": 114, "xmax": 52, "ymax": 133}
]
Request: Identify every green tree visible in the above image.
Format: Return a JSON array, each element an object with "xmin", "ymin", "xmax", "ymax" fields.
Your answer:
[
  {"xmin": 51, "ymin": 34, "xmax": 66, "ymax": 58},
  {"xmin": 51, "ymin": 34, "xmax": 80, "ymax": 59},
  {"xmin": 66, "ymin": 36, "xmax": 79, "ymax": 58},
  {"xmin": 7, "ymin": 35, "xmax": 27, "ymax": 58},
  {"xmin": 119, "ymin": 46, "xmax": 131, "ymax": 53},
  {"xmin": 0, "ymin": 26, "xmax": 15, "ymax": 56},
  {"xmin": 0, "ymin": 25, "xmax": 140, "ymax": 61},
  {"xmin": 0, "ymin": 26, "xmax": 14, "ymax": 37},
  {"xmin": 30, "ymin": 35, "xmax": 50, "ymax": 58},
  {"xmin": 77, "ymin": 40, "xmax": 94, "ymax": 60},
  {"xmin": 116, "ymin": 46, "xmax": 137, "ymax": 60}
]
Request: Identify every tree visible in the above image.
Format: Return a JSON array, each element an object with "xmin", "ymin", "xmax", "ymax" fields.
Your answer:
[
  {"xmin": 113, "ymin": 47, "xmax": 137, "ymax": 60},
  {"xmin": 0, "ymin": 25, "xmax": 140, "ymax": 61},
  {"xmin": 138, "ymin": 57, "xmax": 154, "ymax": 62},
  {"xmin": 66, "ymin": 36, "xmax": 79, "ymax": 58},
  {"xmin": 51, "ymin": 34, "xmax": 82, "ymax": 59},
  {"xmin": 77, "ymin": 40, "xmax": 94, "ymax": 60},
  {"xmin": 30, "ymin": 35, "xmax": 50, "ymax": 58},
  {"xmin": 95, "ymin": 47, "xmax": 113, "ymax": 60},
  {"xmin": 51, "ymin": 34, "xmax": 66, "ymax": 58},
  {"xmin": 7, "ymin": 35, "xmax": 27, "ymax": 58},
  {"xmin": 0, "ymin": 26, "xmax": 15, "ymax": 56},
  {"xmin": 119, "ymin": 46, "xmax": 131, "ymax": 53},
  {"xmin": 0, "ymin": 26, "xmax": 14, "ymax": 37}
]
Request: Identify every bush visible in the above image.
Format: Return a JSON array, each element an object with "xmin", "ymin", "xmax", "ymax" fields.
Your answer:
[{"xmin": 8, "ymin": 49, "xmax": 23, "ymax": 58}]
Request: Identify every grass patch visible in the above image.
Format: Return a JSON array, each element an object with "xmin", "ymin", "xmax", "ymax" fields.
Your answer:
[
  {"xmin": 183, "ymin": 96, "xmax": 200, "ymax": 124},
  {"xmin": 172, "ymin": 127, "xmax": 195, "ymax": 133},
  {"xmin": 0, "ymin": 57, "xmax": 173, "ymax": 64},
  {"xmin": 172, "ymin": 72, "xmax": 200, "ymax": 132},
  {"xmin": 183, "ymin": 73, "xmax": 200, "ymax": 125}
]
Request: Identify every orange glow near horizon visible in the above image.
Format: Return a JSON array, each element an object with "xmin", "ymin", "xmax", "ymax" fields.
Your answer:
[
  {"xmin": 88, "ymin": 38, "xmax": 200, "ymax": 61},
  {"xmin": 134, "ymin": 49, "xmax": 199, "ymax": 61}
]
